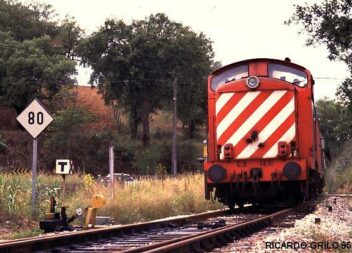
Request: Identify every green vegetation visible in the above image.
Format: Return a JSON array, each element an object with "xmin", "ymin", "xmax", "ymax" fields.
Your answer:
[
  {"xmin": 288, "ymin": 1, "xmax": 352, "ymax": 148},
  {"xmin": 79, "ymin": 13, "xmax": 216, "ymax": 147},
  {"xmin": 287, "ymin": 1, "xmax": 352, "ymax": 70},
  {"xmin": 0, "ymin": 0, "xmax": 81, "ymax": 113},
  {"xmin": 315, "ymin": 98, "xmax": 350, "ymax": 157},
  {"xmin": 9, "ymin": 228, "xmax": 42, "ymax": 240},
  {"xmin": 0, "ymin": 173, "xmax": 222, "ymax": 226},
  {"xmin": 326, "ymin": 141, "xmax": 352, "ymax": 193},
  {"xmin": 43, "ymin": 107, "xmax": 93, "ymax": 166},
  {"xmin": 0, "ymin": 173, "xmax": 69, "ymax": 219},
  {"xmin": 288, "ymin": 1, "xmax": 352, "ymax": 192},
  {"xmin": 0, "ymin": 1, "xmax": 212, "ymax": 175},
  {"xmin": 0, "ymin": 133, "xmax": 6, "ymax": 150}
]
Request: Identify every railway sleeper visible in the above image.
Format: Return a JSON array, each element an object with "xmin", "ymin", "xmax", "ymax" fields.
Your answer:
[
  {"xmin": 242, "ymin": 226, "xmax": 252, "ymax": 235},
  {"xmin": 233, "ymin": 229, "xmax": 245, "ymax": 239},
  {"xmin": 254, "ymin": 221, "xmax": 265, "ymax": 231},
  {"xmin": 216, "ymin": 235, "xmax": 229, "ymax": 246},
  {"xmin": 211, "ymin": 236, "xmax": 224, "ymax": 247},
  {"xmin": 200, "ymin": 239, "xmax": 216, "ymax": 251},
  {"xmin": 248, "ymin": 223, "xmax": 259, "ymax": 232},
  {"xmin": 224, "ymin": 231, "xmax": 235, "ymax": 242},
  {"xmin": 189, "ymin": 241, "xmax": 203, "ymax": 253}
]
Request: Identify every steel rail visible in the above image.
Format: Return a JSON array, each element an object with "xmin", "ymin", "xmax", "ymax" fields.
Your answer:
[
  {"xmin": 0, "ymin": 208, "xmax": 230, "ymax": 253},
  {"xmin": 133, "ymin": 207, "xmax": 295, "ymax": 253},
  {"xmin": 325, "ymin": 193, "xmax": 352, "ymax": 198}
]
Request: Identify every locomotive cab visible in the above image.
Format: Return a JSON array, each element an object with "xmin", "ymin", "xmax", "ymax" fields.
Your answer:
[{"xmin": 204, "ymin": 58, "xmax": 325, "ymax": 208}]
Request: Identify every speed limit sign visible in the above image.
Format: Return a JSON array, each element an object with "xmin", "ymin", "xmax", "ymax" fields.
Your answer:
[
  {"xmin": 16, "ymin": 98, "xmax": 54, "ymax": 216},
  {"xmin": 16, "ymin": 98, "xmax": 54, "ymax": 139}
]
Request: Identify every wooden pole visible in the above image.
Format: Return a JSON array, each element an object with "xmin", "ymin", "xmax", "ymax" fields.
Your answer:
[
  {"xmin": 62, "ymin": 174, "xmax": 66, "ymax": 206},
  {"xmin": 171, "ymin": 78, "xmax": 178, "ymax": 175},
  {"xmin": 109, "ymin": 145, "xmax": 115, "ymax": 200}
]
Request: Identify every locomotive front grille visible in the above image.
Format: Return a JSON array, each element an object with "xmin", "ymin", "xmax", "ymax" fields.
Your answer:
[{"xmin": 215, "ymin": 90, "xmax": 296, "ymax": 160}]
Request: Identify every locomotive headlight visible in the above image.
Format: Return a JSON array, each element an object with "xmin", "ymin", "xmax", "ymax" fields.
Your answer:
[
  {"xmin": 246, "ymin": 76, "xmax": 260, "ymax": 89},
  {"xmin": 208, "ymin": 165, "xmax": 226, "ymax": 183},
  {"xmin": 283, "ymin": 162, "xmax": 301, "ymax": 180}
]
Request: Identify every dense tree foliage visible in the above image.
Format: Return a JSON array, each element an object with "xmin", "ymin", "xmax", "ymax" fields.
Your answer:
[
  {"xmin": 0, "ymin": 0, "xmax": 58, "ymax": 41},
  {"xmin": 0, "ymin": 133, "xmax": 6, "ymax": 151},
  {"xmin": 337, "ymin": 78, "xmax": 352, "ymax": 108},
  {"xmin": 44, "ymin": 107, "xmax": 92, "ymax": 159},
  {"xmin": 287, "ymin": 0, "xmax": 352, "ymax": 105},
  {"xmin": 288, "ymin": 0, "xmax": 352, "ymax": 153},
  {"xmin": 79, "ymin": 13, "xmax": 215, "ymax": 146},
  {"xmin": 0, "ymin": 0, "xmax": 81, "ymax": 112},
  {"xmin": 0, "ymin": 32, "xmax": 76, "ymax": 112},
  {"xmin": 0, "ymin": 3, "xmax": 215, "ymax": 172},
  {"xmin": 315, "ymin": 98, "xmax": 351, "ymax": 156},
  {"xmin": 287, "ymin": 0, "xmax": 352, "ymax": 66}
]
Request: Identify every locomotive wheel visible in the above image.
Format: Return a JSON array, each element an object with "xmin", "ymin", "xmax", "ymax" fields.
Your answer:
[
  {"xmin": 287, "ymin": 182, "xmax": 299, "ymax": 206},
  {"xmin": 228, "ymin": 200, "xmax": 235, "ymax": 211},
  {"xmin": 288, "ymin": 193, "xmax": 296, "ymax": 207}
]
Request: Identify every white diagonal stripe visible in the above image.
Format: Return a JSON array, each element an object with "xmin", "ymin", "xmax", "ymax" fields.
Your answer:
[
  {"xmin": 235, "ymin": 97, "xmax": 295, "ymax": 159},
  {"xmin": 263, "ymin": 124, "xmax": 296, "ymax": 158},
  {"xmin": 217, "ymin": 91, "xmax": 261, "ymax": 141},
  {"xmin": 220, "ymin": 146, "xmax": 224, "ymax": 160},
  {"xmin": 221, "ymin": 90, "xmax": 287, "ymax": 146},
  {"xmin": 216, "ymin": 93, "xmax": 234, "ymax": 116}
]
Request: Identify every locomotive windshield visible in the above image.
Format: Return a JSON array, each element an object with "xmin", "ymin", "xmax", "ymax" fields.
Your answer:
[
  {"xmin": 211, "ymin": 65, "xmax": 248, "ymax": 90},
  {"xmin": 268, "ymin": 63, "xmax": 307, "ymax": 87}
]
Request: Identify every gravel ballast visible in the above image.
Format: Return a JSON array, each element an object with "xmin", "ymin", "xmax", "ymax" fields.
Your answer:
[{"xmin": 213, "ymin": 195, "xmax": 352, "ymax": 252}]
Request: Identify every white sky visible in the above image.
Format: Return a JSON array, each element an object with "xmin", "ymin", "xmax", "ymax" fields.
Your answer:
[{"xmin": 33, "ymin": 0, "xmax": 349, "ymax": 100}]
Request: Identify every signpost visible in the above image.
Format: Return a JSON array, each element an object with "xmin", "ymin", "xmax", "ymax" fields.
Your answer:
[
  {"xmin": 109, "ymin": 146, "xmax": 114, "ymax": 201},
  {"xmin": 55, "ymin": 159, "xmax": 73, "ymax": 175},
  {"xmin": 16, "ymin": 98, "xmax": 54, "ymax": 216},
  {"xmin": 55, "ymin": 159, "xmax": 73, "ymax": 206}
]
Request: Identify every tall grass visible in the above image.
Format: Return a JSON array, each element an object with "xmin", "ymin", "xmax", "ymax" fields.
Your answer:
[
  {"xmin": 0, "ymin": 173, "xmax": 83, "ymax": 219},
  {"xmin": 0, "ymin": 173, "xmax": 223, "ymax": 224},
  {"xmin": 325, "ymin": 141, "xmax": 352, "ymax": 193}
]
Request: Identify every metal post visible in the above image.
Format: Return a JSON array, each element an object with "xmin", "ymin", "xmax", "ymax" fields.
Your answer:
[
  {"xmin": 171, "ymin": 78, "xmax": 178, "ymax": 175},
  {"xmin": 109, "ymin": 145, "xmax": 114, "ymax": 200},
  {"xmin": 32, "ymin": 138, "xmax": 38, "ymax": 217},
  {"xmin": 62, "ymin": 174, "xmax": 66, "ymax": 206}
]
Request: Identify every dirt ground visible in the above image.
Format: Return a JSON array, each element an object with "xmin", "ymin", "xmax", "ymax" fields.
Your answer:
[
  {"xmin": 0, "ymin": 219, "xmax": 38, "ymax": 241},
  {"xmin": 2, "ymin": 195, "xmax": 352, "ymax": 250}
]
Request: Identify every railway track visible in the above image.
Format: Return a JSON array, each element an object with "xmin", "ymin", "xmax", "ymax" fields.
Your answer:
[
  {"xmin": 219, "ymin": 202, "xmax": 316, "ymax": 252},
  {"xmin": 132, "ymin": 205, "xmax": 311, "ymax": 253},
  {"xmin": 0, "ymin": 203, "xmax": 312, "ymax": 253},
  {"xmin": 0, "ymin": 208, "xmax": 230, "ymax": 253}
]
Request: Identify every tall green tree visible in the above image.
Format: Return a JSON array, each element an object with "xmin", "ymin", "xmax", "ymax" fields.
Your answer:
[
  {"xmin": 287, "ymin": 0, "xmax": 352, "ymax": 105},
  {"xmin": 0, "ymin": 0, "xmax": 82, "ymax": 113},
  {"xmin": 316, "ymin": 98, "xmax": 351, "ymax": 156},
  {"xmin": 287, "ymin": 0, "xmax": 352, "ymax": 66},
  {"xmin": 0, "ymin": 0, "xmax": 58, "ymax": 42},
  {"xmin": 173, "ymin": 31, "xmax": 215, "ymax": 138},
  {"xmin": 0, "ymin": 32, "xmax": 76, "ymax": 112},
  {"xmin": 56, "ymin": 17, "xmax": 85, "ymax": 60},
  {"xmin": 44, "ymin": 107, "xmax": 91, "ymax": 160},
  {"xmin": 79, "ymin": 13, "xmax": 214, "ymax": 146},
  {"xmin": 287, "ymin": 0, "xmax": 352, "ymax": 149},
  {"xmin": 337, "ymin": 78, "xmax": 352, "ymax": 109}
]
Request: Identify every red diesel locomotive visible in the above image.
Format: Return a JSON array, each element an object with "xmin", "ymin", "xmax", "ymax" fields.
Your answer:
[{"xmin": 203, "ymin": 58, "xmax": 325, "ymax": 208}]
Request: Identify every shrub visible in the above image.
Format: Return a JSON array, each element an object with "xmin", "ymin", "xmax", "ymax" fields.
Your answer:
[{"xmin": 0, "ymin": 173, "xmax": 223, "ymax": 226}]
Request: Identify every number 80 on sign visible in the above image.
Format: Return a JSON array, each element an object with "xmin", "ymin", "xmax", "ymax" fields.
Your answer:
[{"xmin": 16, "ymin": 98, "xmax": 54, "ymax": 139}]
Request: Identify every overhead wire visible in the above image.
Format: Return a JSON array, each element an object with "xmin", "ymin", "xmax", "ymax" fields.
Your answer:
[
  {"xmin": 0, "ymin": 42, "xmax": 350, "ymax": 83},
  {"xmin": 315, "ymin": 77, "xmax": 347, "ymax": 80}
]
